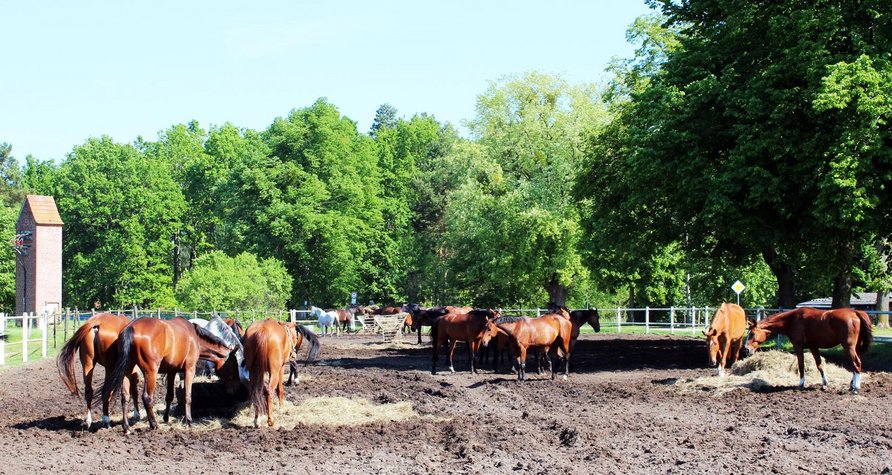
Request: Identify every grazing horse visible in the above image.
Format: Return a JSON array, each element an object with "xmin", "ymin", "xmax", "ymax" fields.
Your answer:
[
  {"xmin": 480, "ymin": 312, "xmax": 573, "ymax": 381},
  {"xmin": 702, "ymin": 303, "xmax": 746, "ymax": 377},
  {"xmin": 405, "ymin": 304, "xmax": 449, "ymax": 344},
  {"xmin": 746, "ymin": 307, "xmax": 873, "ymax": 393},
  {"xmin": 56, "ymin": 312, "xmax": 141, "ymax": 428},
  {"xmin": 100, "ymin": 317, "xmax": 237, "ymax": 434},
  {"xmin": 244, "ymin": 319, "xmax": 297, "ymax": 427},
  {"xmin": 190, "ymin": 316, "xmax": 250, "ymax": 387},
  {"xmin": 430, "ymin": 309, "xmax": 500, "ymax": 375},
  {"xmin": 310, "ymin": 306, "xmax": 340, "ymax": 336},
  {"xmin": 285, "ymin": 323, "xmax": 322, "ymax": 386}
]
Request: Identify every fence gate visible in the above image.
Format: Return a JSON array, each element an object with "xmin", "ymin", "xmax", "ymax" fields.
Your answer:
[{"xmin": 372, "ymin": 313, "xmax": 408, "ymax": 342}]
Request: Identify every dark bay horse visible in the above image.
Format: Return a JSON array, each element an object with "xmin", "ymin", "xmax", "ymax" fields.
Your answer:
[
  {"xmin": 244, "ymin": 319, "xmax": 297, "ymax": 427},
  {"xmin": 285, "ymin": 323, "xmax": 322, "ymax": 386},
  {"xmin": 430, "ymin": 309, "xmax": 499, "ymax": 375},
  {"xmin": 703, "ymin": 303, "xmax": 746, "ymax": 377},
  {"xmin": 100, "ymin": 317, "xmax": 237, "ymax": 434},
  {"xmin": 405, "ymin": 304, "xmax": 449, "ymax": 344},
  {"xmin": 480, "ymin": 312, "xmax": 573, "ymax": 381},
  {"xmin": 746, "ymin": 307, "xmax": 873, "ymax": 393},
  {"xmin": 56, "ymin": 312, "xmax": 141, "ymax": 428}
]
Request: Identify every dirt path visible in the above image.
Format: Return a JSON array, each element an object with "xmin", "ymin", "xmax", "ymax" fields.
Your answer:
[{"xmin": 0, "ymin": 333, "xmax": 890, "ymax": 474}]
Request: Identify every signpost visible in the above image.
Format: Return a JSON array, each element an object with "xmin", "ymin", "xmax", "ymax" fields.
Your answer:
[
  {"xmin": 350, "ymin": 291, "xmax": 357, "ymax": 305},
  {"xmin": 731, "ymin": 280, "xmax": 745, "ymax": 305}
]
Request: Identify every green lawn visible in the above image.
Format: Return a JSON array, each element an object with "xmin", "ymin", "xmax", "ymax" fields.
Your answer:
[{"xmin": 0, "ymin": 323, "xmax": 70, "ymax": 369}]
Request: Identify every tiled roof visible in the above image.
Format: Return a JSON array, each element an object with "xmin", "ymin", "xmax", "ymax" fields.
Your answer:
[
  {"xmin": 22, "ymin": 195, "xmax": 63, "ymax": 225},
  {"xmin": 796, "ymin": 292, "xmax": 887, "ymax": 309}
]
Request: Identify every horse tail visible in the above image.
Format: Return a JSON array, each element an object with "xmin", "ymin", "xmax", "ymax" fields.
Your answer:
[
  {"xmin": 295, "ymin": 324, "xmax": 321, "ymax": 363},
  {"xmin": 247, "ymin": 333, "xmax": 271, "ymax": 416},
  {"xmin": 99, "ymin": 325, "xmax": 134, "ymax": 406},
  {"xmin": 56, "ymin": 320, "xmax": 96, "ymax": 397},
  {"xmin": 855, "ymin": 310, "xmax": 873, "ymax": 356}
]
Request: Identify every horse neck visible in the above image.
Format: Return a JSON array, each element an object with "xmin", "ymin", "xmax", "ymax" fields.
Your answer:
[{"xmin": 761, "ymin": 312, "xmax": 794, "ymax": 334}]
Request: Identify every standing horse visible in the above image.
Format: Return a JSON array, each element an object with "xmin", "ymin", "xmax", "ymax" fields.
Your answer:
[
  {"xmin": 430, "ymin": 309, "xmax": 499, "ymax": 375},
  {"xmin": 100, "ymin": 317, "xmax": 237, "ymax": 434},
  {"xmin": 310, "ymin": 306, "xmax": 340, "ymax": 336},
  {"xmin": 746, "ymin": 307, "xmax": 872, "ymax": 393},
  {"xmin": 56, "ymin": 312, "xmax": 141, "ymax": 428},
  {"xmin": 405, "ymin": 304, "xmax": 449, "ymax": 344},
  {"xmin": 480, "ymin": 312, "xmax": 573, "ymax": 381},
  {"xmin": 190, "ymin": 316, "xmax": 250, "ymax": 386},
  {"xmin": 285, "ymin": 323, "xmax": 322, "ymax": 386},
  {"xmin": 703, "ymin": 303, "xmax": 746, "ymax": 377},
  {"xmin": 244, "ymin": 319, "xmax": 297, "ymax": 427}
]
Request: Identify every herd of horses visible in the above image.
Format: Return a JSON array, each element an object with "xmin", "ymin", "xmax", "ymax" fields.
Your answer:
[
  {"xmin": 55, "ymin": 301, "xmax": 874, "ymax": 434},
  {"xmin": 57, "ymin": 313, "xmax": 320, "ymax": 432}
]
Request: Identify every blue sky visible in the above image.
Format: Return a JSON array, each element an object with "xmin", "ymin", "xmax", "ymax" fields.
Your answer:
[{"xmin": 2, "ymin": 1, "xmax": 654, "ymax": 161}]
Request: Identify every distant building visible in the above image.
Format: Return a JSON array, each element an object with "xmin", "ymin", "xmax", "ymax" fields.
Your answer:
[
  {"xmin": 15, "ymin": 195, "xmax": 63, "ymax": 316},
  {"xmin": 796, "ymin": 292, "xmax": 889, "ymax": 311}
]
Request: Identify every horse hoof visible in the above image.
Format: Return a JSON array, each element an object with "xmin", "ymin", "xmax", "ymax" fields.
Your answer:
[{"xmin": 852, "ymin": 389, "xmax": 860, "ymax": 396}]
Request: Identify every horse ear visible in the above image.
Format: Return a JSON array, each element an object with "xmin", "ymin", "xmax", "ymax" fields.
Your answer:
[{"xmin": 747, "ymin": 320, "xmax": 756, "ymax": 329}]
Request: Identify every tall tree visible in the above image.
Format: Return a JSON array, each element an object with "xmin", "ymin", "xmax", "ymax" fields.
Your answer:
[{"xmin": 54, "ymin": 137, "xmax": 185, "ymax": 308}]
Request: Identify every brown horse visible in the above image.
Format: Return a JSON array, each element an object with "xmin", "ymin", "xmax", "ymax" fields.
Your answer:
[
  {"xmin": 746, "ymin": 307, "xmax": 872, "ymax": 393},
  {"xmin": 285, "ymin": 323, "xmax": 322, "ymax": 386},
  {"xmin": 56, "ymin": 312, "xmax": 141, "ymax": 428},
  {"xmin": 405, "ymin": 304, "xmax": 449, "ymax": 344},
  {"xmin": 703, "ymin": 303, "xmax": 746, "ymax": 377},
  {"xmin": 480, "ymin": 312, "xmax": 573, "ymax": 381},
  {"xmin": 244, "ymin": 319, "xmax": 297, "ymax": 427},
  {"xmin": 430, "ymin": 309, "xmax": 500, "ymax": 375},
  {"xmin": 100, "ymin": 317, "xmax": 237, "ymax": 434}
]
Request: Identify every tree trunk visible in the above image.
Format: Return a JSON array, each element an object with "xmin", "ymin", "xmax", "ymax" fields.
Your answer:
[
  {"xmin": 831, "ymin": 239, "xmax": 856, "ymax": 309},
  {"xmin": 546, "ymin": 276, "xmax": 568, "ymax": 307},
  {"xmin": 762, "ymin": 248, "xmax": 797, "ymax": 308},
  {"xmin": 876, "ymin": 289, "xmax": 889, "ymax": 328}
]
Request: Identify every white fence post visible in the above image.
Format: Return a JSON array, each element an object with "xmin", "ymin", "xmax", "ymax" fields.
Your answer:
[
  {"xmin": 645, "ymin": 307, "xmax": 650, "ymax": 334},
  {"xmin": 0, "ymin": 313, "xmax": 6, "ymax": 365},
  {"xmin": 704, "ymin": 306, "xmax": 710, "ymax": 331},
  {"xmin": 616, "ymin": 307, "xmax": 621, "ymax": 333},
  {"xmin": 670, "ymin": 306, "xmax": 675, "ymax": 334},
  {"xmin": 41, "ymin": 312, "xmax": 48, "ymax": 358},
  {"xmin": 22, "ymin": 313, "xmax": 29, "ymax": 363}
]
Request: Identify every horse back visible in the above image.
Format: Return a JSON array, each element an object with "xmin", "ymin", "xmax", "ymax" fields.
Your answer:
[{"xmin": 711, "ymin": 303, "xmax": 747, "ymax": 340}]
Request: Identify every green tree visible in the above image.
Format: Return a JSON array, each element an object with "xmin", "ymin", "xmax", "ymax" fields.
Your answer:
[
  {"xmin": 444, "ymin": 72, "xmax": 607, "ymax": 306},
  {"xmin": 581, "ymin": 2, "xmax": 892, "ymax": 308},
  {"xmin": 55, "ymin": 137, "xmax": 185, "ymax": 308},
  {"xmin": 176, "ymin": 251, "xmax": 292, "ymax": 311}
]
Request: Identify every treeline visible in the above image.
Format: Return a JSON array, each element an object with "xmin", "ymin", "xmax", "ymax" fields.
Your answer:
[{"xmin": 1, "ymin": 1, "xmax": 890, "ymax": 313}]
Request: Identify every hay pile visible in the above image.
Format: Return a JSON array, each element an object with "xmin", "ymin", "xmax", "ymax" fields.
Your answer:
[
  {"xmin": 128, "ymin": 395, "xmax": 424, "ymax": 432},
  {"xmin": 673, "ymin": 350, "xmax": 860, "ymax": 395}
]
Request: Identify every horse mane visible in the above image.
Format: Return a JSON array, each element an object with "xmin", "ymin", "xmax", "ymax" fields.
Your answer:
[
  {"xmin": 193, "ymin": 323, "xmax": 231, "ymax": 348},
  {"xmin": 493, "ymin": 316, "xmax": 526, "ymax": 324}
]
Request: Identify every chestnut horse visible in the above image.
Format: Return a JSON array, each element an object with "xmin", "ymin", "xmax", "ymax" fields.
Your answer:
[
  {"xmin": 702, "ymin": 303, "xmax": 746, "ymax": 377},
  {"xmin": 746, "ymin": 307, "xmax": 873, "ymax": 393},
  {"xmin": 56, "ymin": 312, "xmax": 141, "ymax": 428},
  {"xmin": 430, "ymin": 309, "xmax": 500, "ymax": 375},
  {"xmin": 405, "ymin": 304, "xmax": 449, "ymax": 344},
  {"xmin": 285, "ymin": 323, "xmax": 322, "ymax": 386},
  {"xmin": 480, "ymin": 312, "xmax": 573, "ymax": 381},
  {"xmin": 244, "ymin": 319, "xmax": 298, "ymax": 427},
  {"xmin": 100, "ymin": 317, "xmax": 237, "ymax": 434}
]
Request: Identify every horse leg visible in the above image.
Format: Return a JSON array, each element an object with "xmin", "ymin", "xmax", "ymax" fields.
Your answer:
[
  {"xmin": 468, "ymin": 340, "xmax": 477, "ymax": 374},
  {"xmin": 846, "ymin": 343, "xmax": 863, "ymax": 394},
  {"xmin": 448, "ymin": 340, "xmax": 458, "ymax": 373},
  {"xmin": 809, "ymin": 347, "xmax": 827, "ymax": 390},
  {"xmin": 127, "ymin": 372, "xmax": 141, "ymax": 421},
  {"xmin": 183, "ymin": 366, "xmax": 196, "ymax": 426},
  {"xmin": 794, "ymin": 346, "xmax": 806, "ymax": 388},
  {"xmin": 517, "ymin": 346, "xmax": 527, "ymax": 381},
  {"xmin": 163, "ymin": 373, "xmax": 175, "ymax": 423},
  {"xmin": 719, "ymin": 337, "xmax": 731, "ymax": 377},
  {"xmin": 417, "ymin": 327, "xmax": 422, "ymax": 345},
  {"xmin": 141, "ymin": 367, "xmax": 159, "ymax": 431},
  {"xmin": 82, "ymin": 362, "xmax": 95, "ymax": 428},
  {"xmin": 265, "ymin": 373, "xmax": 275, "ymax": 427}
]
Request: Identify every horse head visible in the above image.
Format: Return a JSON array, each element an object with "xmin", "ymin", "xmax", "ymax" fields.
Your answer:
[
  {"xmin": 701, "ymin": 327, "xmax": 720, "ymax": 366},
  {"xmin": 745, "ymin": 320, "xmax": 769, "ymax": 356},
  {"xmin": 479, "ymin": 319, "xmax": 501, "ymax": 347}
]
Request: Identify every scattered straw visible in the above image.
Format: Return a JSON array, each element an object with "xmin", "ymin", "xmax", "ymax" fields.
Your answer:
[{"xmin": 673, "ymin": 350, "xmax": 862, "ymax": 396}]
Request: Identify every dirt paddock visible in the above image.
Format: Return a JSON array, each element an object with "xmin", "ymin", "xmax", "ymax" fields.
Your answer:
[{"xmin": 0, "ymin": 333, "xmax": 890, "ymax": 474}]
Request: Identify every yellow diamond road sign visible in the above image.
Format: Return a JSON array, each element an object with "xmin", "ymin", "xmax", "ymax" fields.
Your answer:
[{"xmin": 731, "ymin": 280, "xmax": 746, "ymax": 295}]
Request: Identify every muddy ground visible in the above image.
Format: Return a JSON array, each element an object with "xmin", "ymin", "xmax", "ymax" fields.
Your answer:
[{"xmin": 0, "ymin": 333, "xmax": 890, "ymax": 474}]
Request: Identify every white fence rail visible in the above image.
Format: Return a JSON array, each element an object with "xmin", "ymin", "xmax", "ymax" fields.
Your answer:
[{"xmin": 0, "ymin": 312, "xmax": 49, "ymax": 366}]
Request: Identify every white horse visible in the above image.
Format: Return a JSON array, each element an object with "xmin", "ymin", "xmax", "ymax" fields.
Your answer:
[{"xmin": 309, "ymin": 306, "xmax": 340, "ymax": 336}]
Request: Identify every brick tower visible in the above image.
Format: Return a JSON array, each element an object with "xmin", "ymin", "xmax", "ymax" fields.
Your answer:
[{"xmin": 15, "ymin": 195, "xmax": 63, "ymax": 316}]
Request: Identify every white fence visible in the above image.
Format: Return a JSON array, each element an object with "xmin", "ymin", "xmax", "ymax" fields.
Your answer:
[{"xmin": 0, "ymin": 312, "xmax": 49, "ymax": 366}]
